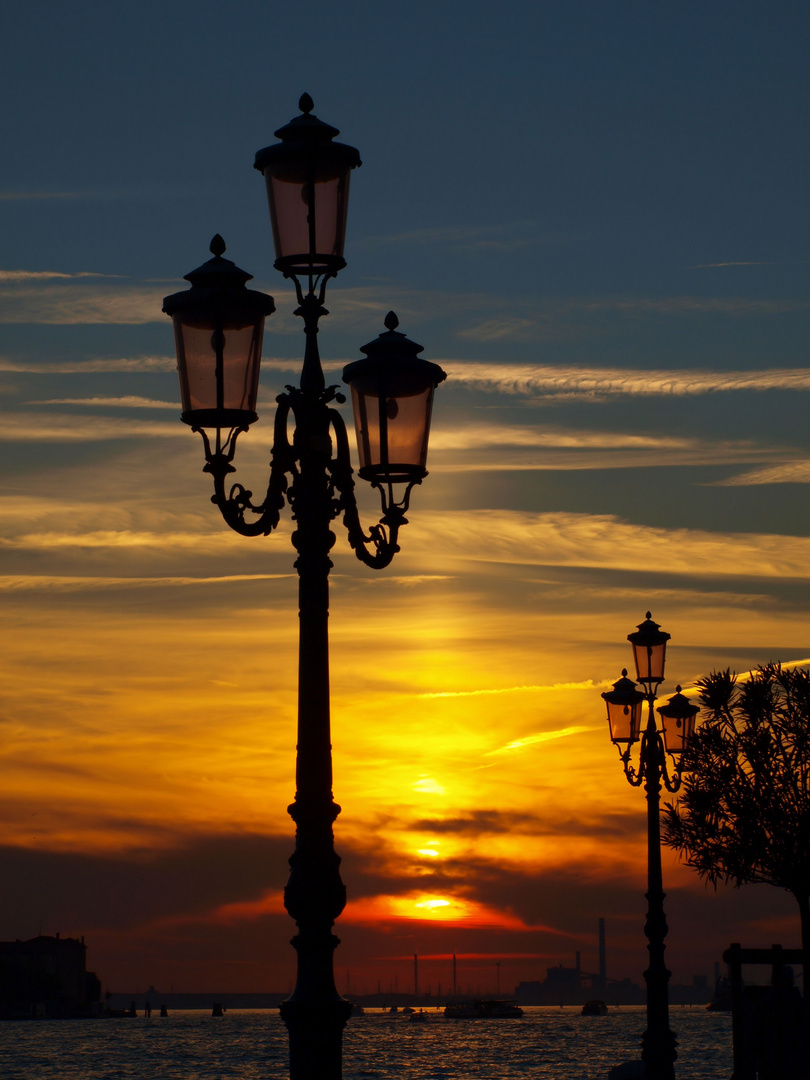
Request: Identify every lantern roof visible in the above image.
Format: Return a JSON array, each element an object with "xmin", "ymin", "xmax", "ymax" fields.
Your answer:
[
  {"xmin": 343, "ymin": 312, "xmax": 447, "ymax": 387},
  {"xmin": 657, "ymin": 686, "xmax": 699, "ymax": 722},
  {"xmin": 627, "ymin": 611, "xmax": 671, "ymax": 649},
  {"xmin": 254, "ymin": 93, "xmax": 361, "ymax": 174},
  {"xmin": 602, "ymin": 669, "xmax": 646, "ymax": 707},
  {"xmin": 162, "ymin": 236, "xmax": 275, "ymax": 319}
]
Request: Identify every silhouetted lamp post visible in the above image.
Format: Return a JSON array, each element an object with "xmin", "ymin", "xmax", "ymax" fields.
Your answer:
[
  {"xmin": 163, "ymin": 95, "xmax": 446, "ymax": 1080},
  {"xmin": 602, "ymin": 613, "xmax": 699, "ymax": 1080}
]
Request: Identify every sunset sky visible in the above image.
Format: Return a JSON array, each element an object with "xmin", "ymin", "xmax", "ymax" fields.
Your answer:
[{"xmin": 2, "ymin": 1, "xmax": 810, "ymax": 997}]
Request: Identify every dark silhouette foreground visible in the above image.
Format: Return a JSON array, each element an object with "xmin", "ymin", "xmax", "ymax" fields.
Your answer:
[{"xmin": 663, "ymin": 664, "xmax": 810, "ymax": 1076}]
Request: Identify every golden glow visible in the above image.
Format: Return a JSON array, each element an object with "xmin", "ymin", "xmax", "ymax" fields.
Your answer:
[
  {"xmin": 412, "ymin": 777, "xmax": 446, "ymax": 795},
  {"xmin": 343, "ymin": 891, "xmax": 539, "ymax": 930},
  {"xmin": 415, "ymin": 898, "xmax": 451, "ymax": 910}
]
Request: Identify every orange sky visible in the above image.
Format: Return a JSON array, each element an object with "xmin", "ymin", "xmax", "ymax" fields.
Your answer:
[{"xmin": 0, "ymin": 422, "xmax": 806, "ymax": 993}]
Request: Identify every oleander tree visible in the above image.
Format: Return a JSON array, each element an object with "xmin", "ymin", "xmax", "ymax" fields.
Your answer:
[{"xmin": 662, "ymin": 663, "xmax": 810, "ymax": 1036}]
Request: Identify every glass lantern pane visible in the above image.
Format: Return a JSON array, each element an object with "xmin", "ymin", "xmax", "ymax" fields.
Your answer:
[
  {"xmin": 607, "ymin": 700, "xmax": 640, "ymax": 743},
  {"xmin": 662, "ymin": 712, "xmax": 696, "ymax": 757},
  {"xmin": 264, "ymin": 170, "xmax": 350, "ymax": 273},
  {"xmin": 382, "ymin": 387, "xmax": 433, "ymax": 471},
  {"xmin": 350, "ymin": 381, "xmax": 434, "ymax": 479},
  {"xmin": 173, "ymin": 313, "xmax": 263, "ymax": 417},
  {"xmin": 633, "ymin": 641, "xmax": 667, "ymax": 683},
  {"xmin": 350, "ymin": 382, "xmax": 379, "ymax": 470}
]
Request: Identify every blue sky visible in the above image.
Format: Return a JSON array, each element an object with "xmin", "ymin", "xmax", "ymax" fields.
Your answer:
[{"xmin": 2, "ymin": 1, "xmax": 810, "ymax": 996}]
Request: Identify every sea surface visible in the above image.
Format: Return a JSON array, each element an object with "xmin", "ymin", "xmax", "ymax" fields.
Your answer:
[{"xmin": 0, "ymin": 1005, "xmax": 732, "ymax": 1080}]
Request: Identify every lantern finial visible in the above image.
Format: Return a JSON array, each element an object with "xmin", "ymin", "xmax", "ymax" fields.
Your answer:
[
  {"xmin": 210, "ymin": 234, "xmax": 226, "ymax": 257},
  {"xmin": 384, "ymin": 311, "xmax": 399, "ymax": 331},
  {"xmin": 299, "ymin": 92, "xmax": 314, "ymax": 115}
]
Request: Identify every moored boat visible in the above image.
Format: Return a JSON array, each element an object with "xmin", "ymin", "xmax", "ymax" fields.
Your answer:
[{"xmin": 581, "ymin": 999, "xmax": 608, "ymax": 1015}]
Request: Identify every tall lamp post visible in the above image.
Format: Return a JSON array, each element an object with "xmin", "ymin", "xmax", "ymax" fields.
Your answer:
[
  {"xmin": 163, "ymin": 96, "xmax": 446, "ymax": 1080},
  {"xmin": 601, "ymin": 613, "xmax": 700, "ymax": 1080}
]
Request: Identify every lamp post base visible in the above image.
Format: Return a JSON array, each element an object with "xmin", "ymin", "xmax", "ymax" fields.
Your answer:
[
  {"xmin": 641, "ymin": 1027, "xmax": 677, "ymax": 1080},
  {"xmin": 280, "ymin": 999, "xmax": 353, "ymax": 1080}
]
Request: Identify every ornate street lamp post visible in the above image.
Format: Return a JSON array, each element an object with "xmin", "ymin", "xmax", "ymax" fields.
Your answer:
[
  {"xmin": 163, "ymin": 96, "xmax": 446, "ymax": 1080},
  {"xmin": 602, "ymin": 613, "xmax": 699, "ymax": 1080}
]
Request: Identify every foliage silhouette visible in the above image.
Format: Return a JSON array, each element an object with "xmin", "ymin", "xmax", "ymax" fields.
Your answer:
[{"xmin": 662, "ymin": 663, "xmax": 810, "ymax": 1061}]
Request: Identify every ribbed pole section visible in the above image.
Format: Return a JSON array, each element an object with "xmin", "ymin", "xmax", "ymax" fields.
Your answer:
[{"xmin": 279, "ymin": 311, "xmax": 351, "ymax": 1080}]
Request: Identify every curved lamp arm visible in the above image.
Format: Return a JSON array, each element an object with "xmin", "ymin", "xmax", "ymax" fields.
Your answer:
[
  {"xmin": 196, "ymin": 395, "xmax": 296, "ymax": 538},
  {"xmin": 618, "ymin": 742, "xmax": 646, "ymax": 788},
  {"xmin": 327, "ymin": 408, "xmax": 403, "ymax": 569},
  {"xmin": 618, "ymin": 730, "xmax": 684, "ymax": 793},
  {"xmin": 660, "ymin": 750, "xmax": 685, "ymax": 794}
]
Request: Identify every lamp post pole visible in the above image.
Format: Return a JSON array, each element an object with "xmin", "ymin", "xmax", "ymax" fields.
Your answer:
[
  {"xmin": 601, "ymin": 614, "xmax": 699, "ymax": 1080},
  {"xmin": 163, "ymin": 97, "xmax": 446, "ymax": 1080},
  {"xmin": 639, "ymin": 687, "xmax": 677, "ymax": 1080}
]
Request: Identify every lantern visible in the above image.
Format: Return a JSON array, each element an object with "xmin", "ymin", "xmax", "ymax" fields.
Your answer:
[
  {"xmin": 657, "ymin": 686, "xmax": 699, "ymax": 758},
  {"xmin": 254, "ymin": 94, "xmax": 361, "ymax": 276},
  {"xmin": 602, "ymin": 670, "xmax": 646, "ymax": 745},
  {"xmin": 342, "ymin": 312, "xmax": 446, "ymax": 488},
  {"xmin": 162, "ymin": 236, "xmax": 275, "ymax": 430},
  {"xmin": 627, "ymin": 612, "xmax": 670, "ymax": 687}
]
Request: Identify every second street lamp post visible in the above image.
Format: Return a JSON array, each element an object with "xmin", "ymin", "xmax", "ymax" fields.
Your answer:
[
  {"xmin": 602, "ymin": 613, "xmax": 700, "ymax": 1080},
  {"xmin": 163, "ymin": 96, "xmax": 446, "ymax": 1080}
]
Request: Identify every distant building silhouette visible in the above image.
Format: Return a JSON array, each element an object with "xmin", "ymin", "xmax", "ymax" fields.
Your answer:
[{"xmin": 0, "ymin": 934, "xmax": 101, "ymax": 1019}]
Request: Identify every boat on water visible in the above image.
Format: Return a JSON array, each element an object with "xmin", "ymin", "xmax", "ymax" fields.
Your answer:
[
  {"xmin": 444, "ymin": 999, "xmax": 523, "ymax": 1019},
  {"xmin": 409, "ymin": 1009, "xmax": 428, "ymax": 1022},
  {"xmin": 706, "ymin": 977, "xmax": 732, "ymax": 1011},
  {"xmin": 581, "ymin": 1000, "xmax": 608, "ymax": 1016}
]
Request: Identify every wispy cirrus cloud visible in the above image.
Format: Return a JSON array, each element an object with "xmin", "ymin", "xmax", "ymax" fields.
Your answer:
[
  {"xmin": 457, "ymin": 318, "xmax": 537, "ymax": 341},
  {"xmin": 0, "ymin": 529, "xmax": 248, "ymax": 552},
  {"xmin": 405, "ymin": 509, "xmax": 810, "ymax": 581},
  {"xmin": 442, "ymin": 362, "xmax": 810, "ymax": 398},
  {"xmin": 333, "ymin": 287, "xmax": 807, "ymax": 339},
  {"xmin": 419, "ymin": 678, "xmax": 604, "ymax": 704},
  {"xmin": 27, "ymin": 396, "xmax": 179, "ymax": 409},
  {"xmin": 488, "ymin": 725, "xmax": 596, "ymax": 755},
  {"xmin": 428, "ymin": 421, "xmax": 787, "ymax": 471},
  {"xmin": 690, "ymin": 261, "xmax": 773, "ymax": 269},
  {"xmin": 712, "ymin": 461, "xmax": 810, "ymax": 486},
  {"xmin": 431, "ymin": 423, "xmax": 710, "ymax": 451},
  {"xmin": 0, "ymin": 411, "xmax": 182, "ymax": 441},
  {"xmin": 0, "ymin": 270, "xmax": 125, "ymax": 282},
  {"xmin": 1, "ymin": 274, "xmax": 803, "ymax": 330},
  {"xmin": 0, "ymin": 283, "xmax": 168, "ymax": 324},
  {"xmin": 0, "ymin": 573, "xmax": 289, "ymax": 591},
  {"xmin": 419, "ymin": 680, "xmax": 601, "ymax": 699},
  {"xmin": 0, "ymin": 355, "xmax": 176, "ymax": 373}
]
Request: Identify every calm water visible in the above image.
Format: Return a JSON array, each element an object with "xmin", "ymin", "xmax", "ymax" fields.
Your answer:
[{"xmin": 0, "ymin": 1006, "xmax": 732, "ymax": 1080}]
